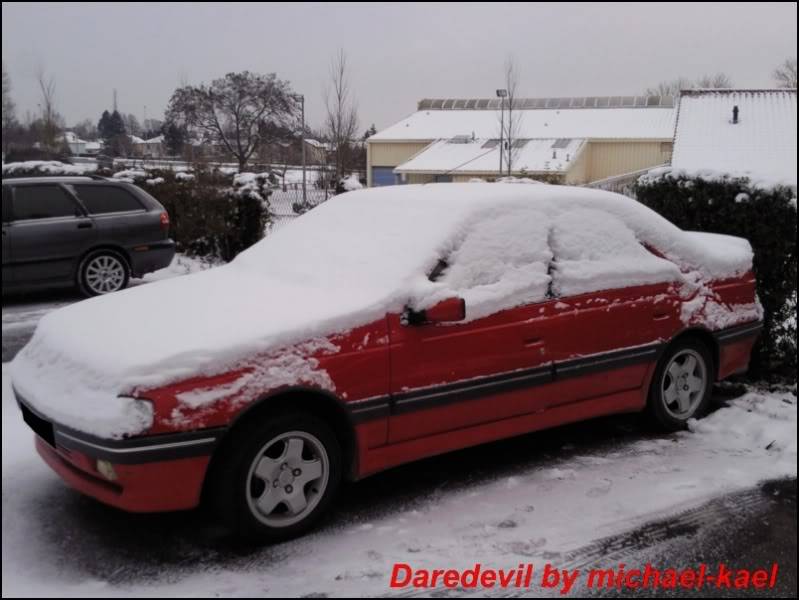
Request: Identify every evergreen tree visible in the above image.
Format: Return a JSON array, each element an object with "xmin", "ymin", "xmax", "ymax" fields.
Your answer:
[{"xmin": 362, "ymin": 123, "xmax": 377, "ymax": 140}]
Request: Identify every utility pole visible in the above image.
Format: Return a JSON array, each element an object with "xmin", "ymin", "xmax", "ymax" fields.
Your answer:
[
  {"xmin": 496, "ymin": 89, "xmax": 507, "ymax": 177},
  {"xmin": 291, "ymin": 94, "xmax": 307, "ymax": 204}
]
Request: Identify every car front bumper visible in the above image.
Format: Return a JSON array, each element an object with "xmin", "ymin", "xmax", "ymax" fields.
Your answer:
[{"xmin": 18, "ymin": 396, "xmax": 221, "ymax": 512}]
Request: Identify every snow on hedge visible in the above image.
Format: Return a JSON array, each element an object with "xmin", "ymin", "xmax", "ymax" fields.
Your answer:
[
  {"xmin": 341, "ymin": 173, "xmax": 363, "ymax": 191},
  {"xmin": 10, "ymin": 184, "xmax": 758, "ymax": 438},
  {"xmin": 1, "ymin": 160, "xmax": 96, "ymax": 176},
  {"xmin": 640, "ymin": 166, "xmax": 797, "ymax": 194}
]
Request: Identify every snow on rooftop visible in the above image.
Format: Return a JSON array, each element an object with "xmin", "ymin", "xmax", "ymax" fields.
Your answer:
[
  {"xmin": 371, "ymin": 106, "xmax": 676, "ymax": 142},
  {"xmin": 395, "ymin": 138, "xmax": 585, "ymax": 175},
  {"xmin": 671, "ymin": 89, "xmax": 797, "ymax": 184}
]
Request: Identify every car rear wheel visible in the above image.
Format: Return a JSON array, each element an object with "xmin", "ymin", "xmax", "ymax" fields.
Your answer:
[
  {"xmin": 212, "ymin": 413, "xmax": 342, "ymax": 542},
  {"xmin": 647, "ymin": 339, "xmax": 713, "ymax": 431},
  {"xmin": 78, "ymin": 250, "xmax": 130, "ymax": 296}
]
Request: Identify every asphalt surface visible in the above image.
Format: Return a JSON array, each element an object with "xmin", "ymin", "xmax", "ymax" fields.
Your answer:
[{"xmin": 2, "ymin": 290, "xmax": 796, "ymax": 597}]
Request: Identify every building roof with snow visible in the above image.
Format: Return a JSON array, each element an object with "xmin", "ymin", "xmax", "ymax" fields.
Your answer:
[
  {"xmin": 671, "ymin": 89, "xmax": 797, "ymax": 185},
  {"xmin": 395, "ymin": 137, "xmax": 586, "ymax": 176},
  {"xmin": 370, "ymin": 95, "xmax": 677, "ymax": 142}
]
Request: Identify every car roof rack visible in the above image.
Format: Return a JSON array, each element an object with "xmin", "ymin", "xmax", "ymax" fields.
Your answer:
[{"xmin": 86, "ymin": 174, "xmax": 110, "ymax": 180}]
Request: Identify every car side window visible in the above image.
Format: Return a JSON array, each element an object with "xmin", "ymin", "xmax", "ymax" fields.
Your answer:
[
  {"xmin": 11, "ymin": 185, "xmax": 80, "ymax": 221},
  {"xmin": 434, "ymin": 206, "xmax": 553, "ymax": 319},
  {"xmin": 550, "ymin": 208, "xmax": 681, "ymax": 297},
  {"xmin": 72, "ymin": 185, "xmax": 144, "ymax": 214}
]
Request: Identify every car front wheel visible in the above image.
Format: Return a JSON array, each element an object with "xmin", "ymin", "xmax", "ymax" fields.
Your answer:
[
  {"xmin": 647, "ymin": 340, "xmax": 713, "ymax": 431},
  {"xmin": 78, "ymin": 250, "xmax": 130, "ymax": 296},
  {"xmin": 212, "ymin": 413, "xmax": 342, "ymax": 542}
]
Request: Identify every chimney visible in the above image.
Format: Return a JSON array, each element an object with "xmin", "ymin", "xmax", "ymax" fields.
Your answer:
[
  {"xmin": 552, "ymin": 150, "xmax": 557, "ymax": 159},
  {"xmin": 732, "ymin": 105, "xmax": 739, "ymax": 124}
]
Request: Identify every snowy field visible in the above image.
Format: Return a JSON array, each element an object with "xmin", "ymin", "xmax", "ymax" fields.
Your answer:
[{"xmin": 2, "ymin": 361, "xmax": 795, "ymax": 596}]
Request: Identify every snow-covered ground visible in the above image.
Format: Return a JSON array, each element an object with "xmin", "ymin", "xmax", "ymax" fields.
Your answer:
[{"xmin": 2, "ymin": 361, "xmax": 795, "ymax": 596}]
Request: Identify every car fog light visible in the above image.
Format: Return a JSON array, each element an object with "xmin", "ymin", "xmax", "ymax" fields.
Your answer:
[{"xmin": 96, "ymin": 459, "xmax": 118, "ymax": 481}]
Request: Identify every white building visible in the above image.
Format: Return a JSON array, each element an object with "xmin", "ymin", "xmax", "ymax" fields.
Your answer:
[
  {"xmin": 367, "ymin": 96, "xmax": 676, "ymax": 186},
  {"xmin": 671, "ymin": 88, "xmax": 797, "ymax": 185}
]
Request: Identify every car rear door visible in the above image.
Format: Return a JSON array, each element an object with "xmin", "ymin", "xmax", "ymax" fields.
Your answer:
[
  {"xmin": 6, "ymin": 183, "xmax": 97, "ymax": 285},
  {"xmin": 387, "ymin": 206, "xmax": 558, "ymax": 444},
  {"xmin": 545, "ymin": 208, "xmax": 682, "ymax": 408}
]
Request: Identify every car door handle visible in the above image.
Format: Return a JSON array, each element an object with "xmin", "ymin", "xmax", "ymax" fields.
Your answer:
[{"xmin": 77, "ymin": 222, "xmax": 93, "ymax": 229}]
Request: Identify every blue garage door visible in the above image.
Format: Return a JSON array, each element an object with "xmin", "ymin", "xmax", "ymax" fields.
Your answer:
[{"xmin": 372, "ymin": 167, "xmax": 398, "ymax": 186}]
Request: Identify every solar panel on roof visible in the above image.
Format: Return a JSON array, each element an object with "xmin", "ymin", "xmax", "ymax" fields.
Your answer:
[
  {"xmin": 551, "ymin": 138, "xmax": 571, "ymax": 149},
  {"xmin": 476, "ymin": 99, "xmax": 489, "ymax": 109},
  {"xmin": 441, "ymin": 99, "xmax": 453, "ymax": 109},
  {"xmin": 465, "ymin": 99, "xmax": 477, "ymax": 109},
  {"xmin": 487, "ymin": 99, "xmax": 500, "ymax": 109},
  {"xmin": 622, "ymin": 96, "xmax": 635, "ymax": 106},
  {"xmin": 454, "ymin": 99, "xmax": 466, "ymax": 109},
  {"xmin": 482, "ymin": 139, "xmax": 500, "ymax": 148},
  {"xmin": 431, "ymin": 99, "xmax": 444, "ymax": 109}
]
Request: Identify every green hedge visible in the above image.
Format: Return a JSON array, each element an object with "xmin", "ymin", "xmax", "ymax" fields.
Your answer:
[
  {"xmin": 136, "ymin": 169, "xmax": 270, "ymax": 262},
  {"xmin": 635, "ymin": 171, "xmax": 797, "ymax": 377}
]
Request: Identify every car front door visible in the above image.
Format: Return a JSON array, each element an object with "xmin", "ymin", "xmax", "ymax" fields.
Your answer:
[
  {"xmin": 6, "ymin": 183, "xmax": 97, "ymax": 286},
  {"xmin": 387, "ymin": 206, "xmax": 558, "ymax": 444}
]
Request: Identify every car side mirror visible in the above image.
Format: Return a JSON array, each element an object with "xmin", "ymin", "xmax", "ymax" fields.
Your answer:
[{"xmin": 404, "ymin": 297, "xmax": 466, "ymax": 325}]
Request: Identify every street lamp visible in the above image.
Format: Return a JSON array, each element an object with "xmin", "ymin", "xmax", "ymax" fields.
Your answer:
[
  {"xmin": 496, "ymin": 89, "xmax": 507, "ymax": 177},
  {"xmin": 291, "ymin": 94, "xmax": 307, "ymax": 204}
]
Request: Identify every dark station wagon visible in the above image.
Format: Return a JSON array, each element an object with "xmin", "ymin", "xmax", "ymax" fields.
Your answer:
[{"xmin": 2, "ymin": 176, "xmax": 175, "ymax": 296}]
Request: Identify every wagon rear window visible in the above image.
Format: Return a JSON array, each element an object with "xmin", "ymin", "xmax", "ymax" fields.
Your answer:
[{"xmin": 73, "ymin": 185, "xmax": 144, "ymax": 214}]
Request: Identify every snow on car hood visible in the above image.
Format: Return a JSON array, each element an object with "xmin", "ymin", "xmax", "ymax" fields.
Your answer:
[{"xmin": 10, "ymin": 184, "xmax": 755, "ymax": 438}]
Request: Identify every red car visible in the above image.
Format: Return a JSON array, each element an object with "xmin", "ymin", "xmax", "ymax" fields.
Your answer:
[{"xmin": 11, "ymin": 184, "xmax": 762, "ymax": 542}]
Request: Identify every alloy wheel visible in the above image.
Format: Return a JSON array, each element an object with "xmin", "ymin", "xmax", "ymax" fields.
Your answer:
[
  {"xmin": 85, "ymin": 254, "xmax": 126, "ymax": 294},
  {"xmin": 245, "ymin": 431, "xmax": 329, "ymax": 527},
  {"xmin": 660, "ymin": 349, "xmax": 707, "ymax": 419}
]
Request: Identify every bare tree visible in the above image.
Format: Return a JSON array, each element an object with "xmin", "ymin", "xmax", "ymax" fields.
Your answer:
[
  {"xmin": 645, "ymin": 77, "xmax": 692, "ymax": 97},
  {"xmin": 324, "ymin": 49, "xmax": 359, "ymax": 183},
  {"xmin": 499, "ymin": 56, "xmax": 523, "ymax": 176},
  {"xmin": 36, "ymin": 66, "xmax": 59, "ymax": 149},
  {"xmin": 695, "ymin": 72, "xmax": 734, "ymax": 89},
  {"xmin": 2, "ymin": 61, "xmax": 17, "ymax": 154},
  {"xmin": 165, "ymin": 71, "xmax": 294, "ymax": 171},
  {"xmin": 645, "ymin": 73, "xmax": 733, "ymax": 96},
  {"xmin": 773, "ymin": 58, "xmax": 797, "ymax": 88}
]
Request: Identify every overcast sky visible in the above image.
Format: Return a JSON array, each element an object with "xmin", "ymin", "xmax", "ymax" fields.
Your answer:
[{"xmin": 2, "ymin": 2, "xmax": 796, "ymax": 133}]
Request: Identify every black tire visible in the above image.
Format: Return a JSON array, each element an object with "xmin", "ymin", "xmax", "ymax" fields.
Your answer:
[
  {"xmin": 647, "ymin": 338, "xmax": 714, "ymax": 431},
  {"xmin": 77, "ymin": 249, "xmax": 130, "ymax": 297},
  {"xmin": 211, "ymin": 412, "xmax": 342, "ymax": 543}
]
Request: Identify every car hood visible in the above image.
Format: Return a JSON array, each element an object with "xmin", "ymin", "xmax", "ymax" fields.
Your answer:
[{"xmin": 9, "ymin": 264, "xmax": 397, "ymax": 438}]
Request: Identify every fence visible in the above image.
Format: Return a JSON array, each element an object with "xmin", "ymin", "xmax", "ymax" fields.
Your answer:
[
  {"xmin": 267, "ymin": 184, "xmax": 333, "ymax": 233},
  {"xmin": 583, "ymin": 164, "xmax": 668, "ymax": 199}
]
